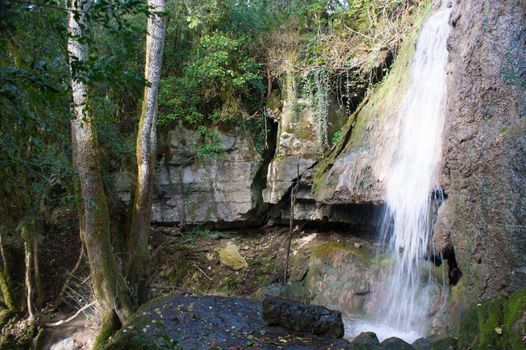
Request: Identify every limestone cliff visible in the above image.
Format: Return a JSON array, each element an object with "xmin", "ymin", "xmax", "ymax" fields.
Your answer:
[{"xmin": 115, "ymin": 125, "xmax": 265, "ymax": 226}]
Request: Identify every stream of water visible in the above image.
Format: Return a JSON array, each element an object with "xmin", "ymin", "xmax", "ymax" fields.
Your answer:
[{"xmin": 346, "ymin": 3, "xmax": 452, "ymax": 343}]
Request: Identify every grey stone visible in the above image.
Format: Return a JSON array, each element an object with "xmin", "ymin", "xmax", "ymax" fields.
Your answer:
[
  {"xmin": 262, "ymin": 155, "xmax": 315, "ymax": 204},
  {"xmin": 115, "ymin": 125, "xmax": 264, "ymax": 225},
  {"xmin": 262, "ymin": 295, "xmax": 344, "ymax": 338}
]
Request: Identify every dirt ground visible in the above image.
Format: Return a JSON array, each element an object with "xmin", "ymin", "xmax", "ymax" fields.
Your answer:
[{"xmin": 149, "ymin": 225, "xmax": 374, "ymax": 298}]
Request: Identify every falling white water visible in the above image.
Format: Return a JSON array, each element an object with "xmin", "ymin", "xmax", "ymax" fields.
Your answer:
[
  {"xmin": 345, "ymin": 4, "xmax": 453, "ymax": 343},
  {"xmin": 375, "ymin": 3, "xmax": 453, "ymax": 338}
]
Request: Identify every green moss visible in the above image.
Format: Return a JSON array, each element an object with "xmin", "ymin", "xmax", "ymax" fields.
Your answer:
[
  {"xmin": 503, "ymin": 288, "xmax": 526, "ymax": 349},
  {"xmin": 296, "ymin": 118, "xmax": 317, "ymax": 142},
  {"xmin": 93, "ymin": 312, "xmax": 121, "ymax": 350},
  {"xmin": 255, "ymin": 258, "xmax": 276, "ymax": 278},
  {"xmin": 219, "ymin": 272, "xmax": 245, "ymax": 294},
  {"xmin": 0, "ymin": 270, "xmax": 17, "ymax": 311},
  {"xmin": 457, "ymin": 287, "xmax": 526, "ymax": 350},
  {"xmin": 0, "ymin": 317, "xmax": 37, "ymax": 350},
  {"xmin": 312, "ymin": 242, "xmax": 365, "ymax": 259}
]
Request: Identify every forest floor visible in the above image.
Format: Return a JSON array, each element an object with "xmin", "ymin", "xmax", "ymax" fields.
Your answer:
[
  {"xmin": 39, "ymin": 224, "xmax": 370, "ymax": 349},
  {"xmin": 149, "ymin": 224, "xmax": 370, "ymax": 298}
]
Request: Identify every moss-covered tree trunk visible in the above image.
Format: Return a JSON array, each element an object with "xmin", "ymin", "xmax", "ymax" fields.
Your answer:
[
  {"xmin": 0, "ymin": 229, "xmax": 17, "ymax": 312},
  {"xmin": 126, "ymin": 0, "xmax": 167, "ymax": 305},
  {"xmin": 67, "ymin": 1, "xmax": 132, "ymax": 347}
]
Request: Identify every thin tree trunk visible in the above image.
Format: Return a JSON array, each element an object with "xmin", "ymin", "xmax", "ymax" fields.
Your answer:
[
  {"xmin": 51, "ymin": 244, "xmax": 84, "ymax": 312},
  {"xmin": 127, "ymin": 0, "xmax": 167, "ymax": 305},
  {"xmin": 21, "ymin": 223, "xmax": 35, "ymax": 321},
  {"xmin": 67, "ymin": 1, "xmax": 132, "ymax": 347},
  {"xmin": 23, "ymin": 242, "xmax": 34, "ymax": 321}
]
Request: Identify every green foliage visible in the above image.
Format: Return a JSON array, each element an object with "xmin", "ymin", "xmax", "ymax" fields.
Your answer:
[
  {"xmin": 0, "ymin": 3, "xmax": 73, "ymax": 230},
  {"xmin": 158, "ymin": 30, "xmax": 264, "ymax": 127},
  {"xmin": 0, "ymin": 2, "xmax": 149, "ymax": 321},
  {"xmin": 331, "ymin": 129, "xmax": 343, "ymax": 145},
  {"xmin": 156, "ymin": 0, "xmax": 293, "ymax": 159},
  {"xmin": 193, "ymin": 128, "xmax": 226, "ymax": 159},
  {"xmin": 292, "ymin": 102, "xmax": 308, "ymax": 114}
]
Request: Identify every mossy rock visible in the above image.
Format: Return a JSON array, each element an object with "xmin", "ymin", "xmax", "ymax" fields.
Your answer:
[
  {"xmin": 218, "ymin": 242, "xmax": 248, "ymax": 270},
  {"xmin": 413, "ymin": 335, "xmax": 457, "ymax": 350},
  {"xmin": 457, "ymin": 287, "xmax": 526, "ymax": 350},
  {"xmin": 312, "ymin": 242, "xmax": 365, "ymax": 260},
  {"xmin": 0, "ymin": 316, "xmax": 38, "ymax": 350}
]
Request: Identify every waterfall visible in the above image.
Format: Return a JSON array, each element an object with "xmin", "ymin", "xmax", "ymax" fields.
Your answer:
[
  {"xmin": 377, "ymin": 2, "xmax": 452, "ymax": 338},
  {"xmin": 346, "ymin": 3, "xmax": 453, "ymax": 343}
]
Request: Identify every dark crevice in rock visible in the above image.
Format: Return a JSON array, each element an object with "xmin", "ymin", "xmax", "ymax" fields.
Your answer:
[
  {"xmin": 269, "ymin": 189, "xmax": 384, "ymax": 236},
  {"xmin": 427, "ymin": 186, "xmax": 463, "ymax": 286},
  {"xmin": 243, "ymin": 115, "xmax": 280, "ymax": 225},
  {"xmin": 333, "ymin": 48, "xmax": 395, "ymax": 117},
  {"xmin": 429, "ymin": 246, "xmax": 462, "ymax": 286}
]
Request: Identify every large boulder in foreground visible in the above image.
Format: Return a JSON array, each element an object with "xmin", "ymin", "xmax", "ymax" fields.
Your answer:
[
  {"xmin": 262, "ymin": 295, "xmax": 344, "ymax": 338},
  {"xmin": 105, "ymin": 294, "xmax": 353, "ymax": 350}
]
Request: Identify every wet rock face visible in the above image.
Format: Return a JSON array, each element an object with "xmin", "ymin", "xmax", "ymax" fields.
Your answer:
[
  {"xmin": 254, "ymin": 238, "xmax": 393, "ymax": 318},
  {"xmin": 262, "ymin": 295, "xmax": 344, "ymax": 338},
  {"xmin": 435, "ymin": 0, "xmax": 526, "ymax": 311},
  {"xmin": 311, "ymin": 15, "xmax": 425, "ymax": 207}
]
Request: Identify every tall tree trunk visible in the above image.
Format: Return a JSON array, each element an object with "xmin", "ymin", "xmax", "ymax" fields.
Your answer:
[
  {"xmin": 126, "ymin": 0, "xmax": 167, "ymax": 305},
  {"xmin": 67, "ymin": 1, "xmax": 132, "ymax": 347}
]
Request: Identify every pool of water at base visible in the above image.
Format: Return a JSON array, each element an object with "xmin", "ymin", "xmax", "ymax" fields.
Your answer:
[{"xmin": 344, "ymin": 318, "xmax": 422, "ymax": 344}]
